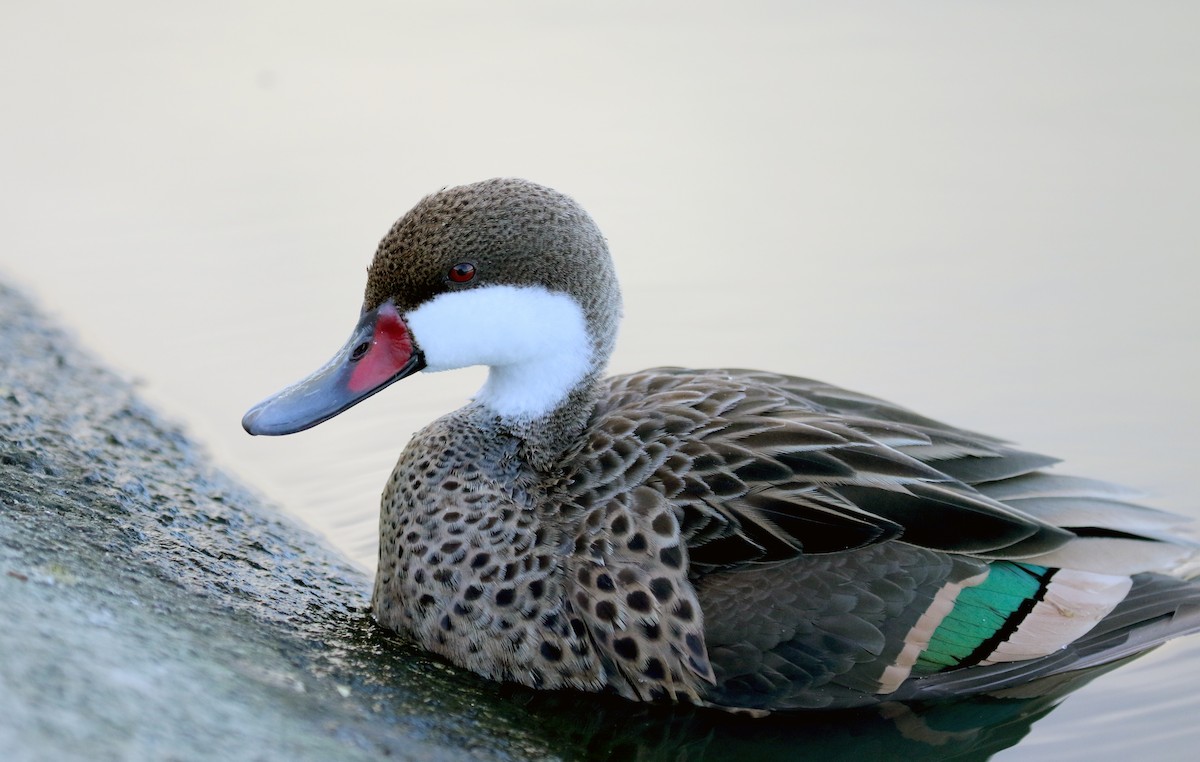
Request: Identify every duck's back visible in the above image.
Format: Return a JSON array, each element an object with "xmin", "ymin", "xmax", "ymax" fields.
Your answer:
[{"xmin": 562, "ymin": 368, "xmax": 1200, "ymax": 711}]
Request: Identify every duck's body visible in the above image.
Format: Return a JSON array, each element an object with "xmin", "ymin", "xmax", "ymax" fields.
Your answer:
[{"xmin": 245, "ymin": 178, "xmax": 1200, "ymax": 713}]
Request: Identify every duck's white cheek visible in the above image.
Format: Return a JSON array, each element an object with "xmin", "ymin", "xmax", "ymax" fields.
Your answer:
[{"xmin": 406, "ymin": 285, "xmax": 595, "ymax": 418}]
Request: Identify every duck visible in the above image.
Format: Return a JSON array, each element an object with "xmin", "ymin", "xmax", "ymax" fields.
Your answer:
[{"xmin": 243, "ymin": 178, "xmax": 1200, "ymax": 713}]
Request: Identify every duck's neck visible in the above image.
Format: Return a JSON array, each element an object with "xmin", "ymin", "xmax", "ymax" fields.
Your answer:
[{"xmin": 483, "ymin": 370, "xmax": 602, "ymax": 473}]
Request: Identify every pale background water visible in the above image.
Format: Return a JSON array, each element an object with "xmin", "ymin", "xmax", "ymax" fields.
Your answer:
[{"xmin": 2, "ymin": 2, "xmax": 1198, "ymax": 759}]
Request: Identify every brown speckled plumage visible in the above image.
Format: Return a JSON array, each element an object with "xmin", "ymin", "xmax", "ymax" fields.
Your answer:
[
  {"xmin": 374, "ymin": 404, "xmax": 603, "ymax": 691},
  {"xmin": 249, "ymin": 178, "xmax": 1200, "ymax": 713}
]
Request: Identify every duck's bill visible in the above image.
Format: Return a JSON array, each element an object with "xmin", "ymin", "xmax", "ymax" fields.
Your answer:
[{"xmin": 242, "ymin": 300, "xmax": 424, "ymax": 436}]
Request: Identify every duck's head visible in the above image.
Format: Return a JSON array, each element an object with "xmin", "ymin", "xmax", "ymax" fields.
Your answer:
[{"xmin": 242, "ymin": 178, "xmax": 621, "ymax": 436}]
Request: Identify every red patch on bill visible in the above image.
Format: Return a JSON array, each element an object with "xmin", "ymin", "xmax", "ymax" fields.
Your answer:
[{"xmin": 348, "ymin": 306, "xmax": 414, "ymax": 393}]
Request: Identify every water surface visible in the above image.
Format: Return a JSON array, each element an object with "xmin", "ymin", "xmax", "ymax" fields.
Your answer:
[{"xmin": 2, "ymin": 2, "xmax": 1197, "ymax": 759}]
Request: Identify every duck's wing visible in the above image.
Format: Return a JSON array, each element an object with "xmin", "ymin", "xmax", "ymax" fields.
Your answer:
[
  {"xmin": 567, "ymin": 368, "xmax": 1199, "ymax": 710},
  {"xmin": 577, "ymin": 367, "xmax": 1193, "ymax": 576},
  {"xmin": 738, "ymin": 369, "xmax": 1198, "ymax": 574}
]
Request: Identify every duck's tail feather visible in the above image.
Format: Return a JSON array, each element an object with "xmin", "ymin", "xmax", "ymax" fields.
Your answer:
[{"xmin": 963, "ymin": 471, "xmax": 1200, "ymax": 576}]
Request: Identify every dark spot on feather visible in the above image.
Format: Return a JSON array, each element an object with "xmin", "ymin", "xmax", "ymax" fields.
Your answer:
[
  {"xmin": 614, "ymin": 637, "xmax": 639, "ymax": 661},
  {"xmin": 595, "ymin": 600, "xmax": 617, "ymax": 621},
  {"xmin": 651, "ymin": 512, "xmax": 674, "ymax": 536},
  {"xmin": 649, "ymin": 577, "xmax": 674, "ymax": 602},
  {"xmin": 642, "ymin": 621, "xmax": 661, "ymax": 640},
  {"xmin": 659, "ymin": 545, "xmax": 683, "ymax": 569},
  {"xmin": 495, "ymin": 588, "xmax": 515, "ymax": 606},
  {"xmin": 470, "ymin": 552, "xmax": 491, "ymax": 569},
  {"xmin": 627, "ymin": 590, "xmax": 652, "ymax": 612},
  {"xmin": 677, "ymin": 504, "xmax": 710, "ymax": 535},
  {"xmin": 644, "ymin": 658, "xmax": 666, "ymax": 680},
  {"xmin": 596, "ymin": 573, "xmax": 615, "ymax": 592},
  {"xmin": 674, "ymin": 599, "xmax": 695, "ymax": 622},
  {"xmin": 439, "ymin": 615, "xmax": 453, "ymax": 631},
  {"xmin": 540, "ymin": 641, "xmax": 563, "ymax": 662},
  {"xmin": 464, "ymin": 585, "xmax": 482, "ymax": 601},
  {"xmin": 627, "ymin": 533, "xmax": 648, "ymax": 551},
  {"xmin": 611, "ymin": 513, "xmax": 630, "ymax": 535},
  {"xmin": 685, "ymin": 632, "xmax": 704, "ymax": 657}
]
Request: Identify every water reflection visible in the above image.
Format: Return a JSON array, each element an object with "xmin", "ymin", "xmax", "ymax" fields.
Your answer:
[
  {"xmin": 311, "ymin": 597, "xmax": 1199, "ymax": 761},
  {"xmin": 463, "ymin": 649, "xmax": 1136, "ymax": 761}
]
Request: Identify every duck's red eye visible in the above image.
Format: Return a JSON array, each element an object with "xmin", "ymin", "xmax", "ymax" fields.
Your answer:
[{"xmin": 448, "ymin": 262, "xmax": 476, "ymax": 283}]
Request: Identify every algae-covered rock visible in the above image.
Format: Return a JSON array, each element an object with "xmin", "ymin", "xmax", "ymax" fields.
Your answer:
[{"xmin": 0, "ymin": 281, "xmax": 569, "ymax": 761}]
